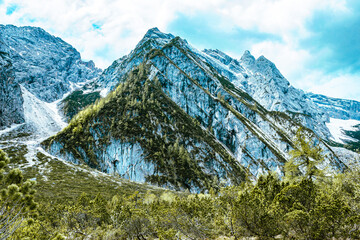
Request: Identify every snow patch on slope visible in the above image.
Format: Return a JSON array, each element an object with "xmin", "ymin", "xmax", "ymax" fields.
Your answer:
[
  {"xmin": 326, "ymin": 118, "xmax": 360, "ymax": 143},
  {"xmin": 100, "ymin": 88, "xmax": 110, "ymax": 98},
  {"xmin": 21, "ymin": 85, "xmax": 67, "ymax": 139},
  {"xmin": 0, "ymin": 123, "xmax": 24, "ymax": 137},
  {"xmin": 20, "ymin": 85, "xmax": 69, "ymax": 168}
]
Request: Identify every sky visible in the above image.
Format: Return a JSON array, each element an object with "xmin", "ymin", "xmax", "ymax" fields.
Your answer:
[{"xmin": 1, "ymin": 0, "xmax": 360, "ymax": 100}]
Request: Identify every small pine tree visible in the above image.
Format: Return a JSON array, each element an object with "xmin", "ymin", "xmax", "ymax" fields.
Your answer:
[
  {"xmin": 285, "ymin": 128, "xmax": 325, "ymax": 182},
  {"xmin": 0, "ymin": 149, "xmax": 37, "ymax": 239}
]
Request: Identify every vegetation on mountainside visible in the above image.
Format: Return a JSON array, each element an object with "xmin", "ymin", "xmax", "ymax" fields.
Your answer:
[
  {"xmin": 0, "ymin": 149, "xmax": 37, "ymax": 239},
  {"xmin": 8, "ymin": 34, "xmax": 356, "ymax": 239},
  {"xmin": 61, "ymin": 90, "xmax": 101, "ymax": 121},
  {"xmin": 1, "ymin": 143, "xmax": 168, "ymax": 203},
  {"xmin": 4, "ymin": 134, "xmax": 360, "ymax": 239},
  {"xmin": 43, "ymin": 64, "xmax": 246, "ymax": 191},
  {"xmin": 343, "ymin": 126, "xmax": 360, "ymax": 152},
  {"xmin": 45, "ymin": 35, "xmax": 346, "ymax": 195}
]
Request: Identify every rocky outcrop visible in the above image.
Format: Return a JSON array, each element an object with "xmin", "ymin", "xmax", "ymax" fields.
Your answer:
[
  {"xmin": 0, "ymin": 45, "xmax": 24, "ymax": 128},
  {"xmin": 96, "ymin": 27, "xmax": 174, "ymax": 95}
]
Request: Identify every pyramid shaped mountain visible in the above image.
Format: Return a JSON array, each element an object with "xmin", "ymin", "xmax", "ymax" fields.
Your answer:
[{"xmin": 42, "ymin": 28, "xmax": 353, "ymax": 191}]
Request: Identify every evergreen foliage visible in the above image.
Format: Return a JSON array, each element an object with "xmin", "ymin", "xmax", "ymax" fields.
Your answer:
[
  {"xmin": 8, "ymin": 168, "xmax": 360, "ymax": 239},
  {"xmin": 0, "ymin": 149, "xmax": 37, "ymax": 239},
  {"xmin": 60, "ymin": 90, "xmax": 101, "ymax": 121},
  {"xmin": 4, "ymin": 138, "xmax": 360, "ymax": 239},
  {"xmin": 285, "ymin": 128, "xmax": 326, "ymax": 182}
]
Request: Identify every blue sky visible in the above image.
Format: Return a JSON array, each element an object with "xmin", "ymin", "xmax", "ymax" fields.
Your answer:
[
  {"xmin": 0, "ymin": 0, "xmax": 359, "ymax": 100},
  {"xmin": 302, "ymin": 4, "xmax": 360, "ymax": 74}
]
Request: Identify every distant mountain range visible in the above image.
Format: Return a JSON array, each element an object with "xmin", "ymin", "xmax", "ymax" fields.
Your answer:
[{"xmin": 0, "ymin": 25, "xmax": 359, "ymax": 191}]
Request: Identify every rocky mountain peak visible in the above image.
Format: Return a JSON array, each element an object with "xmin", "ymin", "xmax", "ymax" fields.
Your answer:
[
  {"xmin": 130, "ymin": 27, "xmax": 175, "ymax": 57},
  {"xmin": 43, "ymin": 25, "xmax": 350, "ymax": 190},
  {"xmin": 97, "ymin": 27, "xmax": 177, "ymax": 92},
  {"xmin": 0, "ymin": 24, "xmax": 101, "ymax": 102},
  {"xmin": 142, "ymin": 27, "xmax": 174, "ymax": 42},
  {"xmin": 254, "ymin": 55, "xmax": 285, "ymax": 80},
  {"xmin": 240, "ymin": 50, "xmax": 255, "ymax": 66}
]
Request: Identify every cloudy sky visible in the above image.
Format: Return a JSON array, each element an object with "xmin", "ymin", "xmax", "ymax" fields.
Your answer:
[{"xmin": 1, "ymin": 0, "xmax": 359, "ymax": 100}]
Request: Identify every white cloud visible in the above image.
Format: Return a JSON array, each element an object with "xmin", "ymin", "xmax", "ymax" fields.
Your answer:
[
  {"xmin": 1, "ymin": 0, "xmax": 346, "ymax": 69},
  {"xmin": 307, "ymin": 73, "xmax": 360, "ymax": 101},
  {"xmin": 212, "ymin": 0, "xmax": 348, "ymax": 37},
  {"xmin": 1, "ymin": 0, "xmax": 209, "ymax": 68}
]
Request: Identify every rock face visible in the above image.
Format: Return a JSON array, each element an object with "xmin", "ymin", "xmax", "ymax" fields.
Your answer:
[
  {"xmin": 43, "ymin": 28, "xmax": 350, "ymax": 191},
  {"xmin": 0, "ymin": 44, "xmax": 24, "ymax": 128},
  {"xmin": 44, "ymin": 65, "xmax": 248, "ymax": 191},
  {"xmin": 0, "ymin": 24, "xmax": 101, "ymax": 128},
  {"xmin": 0, "ymin": 25, "xmax": 357, "ymax": 192},
  {"xmin": 307, "ymin": 92, "xmax": 360, "ymax": 121},
  {"xmin": 201, "ymin": 49, "xmax": 330, "ymax": 139}
]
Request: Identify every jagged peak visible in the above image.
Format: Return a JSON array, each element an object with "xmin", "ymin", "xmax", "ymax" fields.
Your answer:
[
  {"xmin": 255, "ymin": 55, "xmax": 278, "ymax": 70},
  {"xmin": 240, "ymin": 50, "xmax": 255, "ymax": 65},
  {"xmin": 243, "ymin": 50, "xmax": 251, "ymax": 55},
  {"xmin": 254, "ymin": 55, "xmax": 286, "ymax": 81},
  {"xmin": 133, "ymin": 27, "xmax": 175, "ymax": 51},
  {"xmin": 0, "ymin": 24, "xmax": 74, "ymax": 51},
  {"xmin": 145, "ymin": 27, "xmax": 160, "ymax": 34},
  {"xmin": 143, "ymin": 27, "xmax": 174, "ymax": 41},
  {"xmin": 1, "ymin": 24, "xmax": 49, "ymax": 37},
  {"xmin": 257, "ymin": 55, "xmax": 271, "ymax": 62}
]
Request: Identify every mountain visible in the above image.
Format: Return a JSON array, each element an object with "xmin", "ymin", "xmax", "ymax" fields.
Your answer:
[
  {"xmin": 0, "ymin": 25, "xmax": 161, "ymax": 206},
  {"xmin": 0, "ymin": 24, "xmax": 101, "ymax": 129},
  {"xmin": 42, "ymin": 28, "xmax": 354, "ymax": 191},
  {"xmin": 307, "ymin": 93, "xmax": 360, "ymax": 151},
  {"xmin": 307, "ymin": 92, "xmax": 360, "ymax": 121},
  {"xmin": 0, "ymin": 43, "xmax": 23, "ymax": 128}
]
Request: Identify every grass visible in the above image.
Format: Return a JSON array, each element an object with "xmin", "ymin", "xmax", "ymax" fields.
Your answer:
[{"xmin": 2, "ymin": 144, "xmax": 28, "ymax": 165}]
